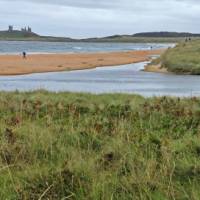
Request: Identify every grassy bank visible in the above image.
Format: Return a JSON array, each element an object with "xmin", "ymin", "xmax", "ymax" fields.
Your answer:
[
  {"xmin": 1, "ymin": 91, "xmax": 200, "ymax": 199},
  {"xmin": 152, "ymin": 40, "xmax": 200, "ymax": 74},
  {"xmin": 0, "ymin": 36, "xmax": 195, "ymax": 43}
]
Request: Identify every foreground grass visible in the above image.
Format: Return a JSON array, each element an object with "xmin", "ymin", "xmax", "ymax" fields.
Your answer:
[
  {"xmin": 153, "ymin": 40, "xmax": 200, "ymax": 74},
  {"xmin": 1, "ymin": 91, "xmax": 200, "ymax": 199}
]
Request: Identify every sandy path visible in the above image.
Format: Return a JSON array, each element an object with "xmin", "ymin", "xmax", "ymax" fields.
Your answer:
[{"xmin": 0, "ymin": 49, "xmax": 165, "ymax": 75}]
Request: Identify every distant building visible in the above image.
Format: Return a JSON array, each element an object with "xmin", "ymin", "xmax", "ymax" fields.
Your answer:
[
  {"xmin": 21, "ymin": 27, "xmax": 27, "ymax": 32},
  {"xmin": 8, "ymin": 25, "xmax": 13, "ymax": 32},
  {"xmin": 28, "ymin": 27, "xmax": 32, "ymax": 33},
  {"xmin": 21, "ymin": 26, "xmax": 32, "ymax": 33},
  {"xmin": 7, "ymin": 25, "xmax": 33, "ymax": 33}
]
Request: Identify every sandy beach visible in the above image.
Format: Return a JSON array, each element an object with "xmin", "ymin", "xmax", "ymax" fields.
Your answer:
[{"xmin": 0, "ymin": 49, "xmax": 165, "ymax": 75}]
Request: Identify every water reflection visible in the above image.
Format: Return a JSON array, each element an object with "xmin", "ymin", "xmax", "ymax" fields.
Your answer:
[{"xmin": 0, "ymin": 62, "xmax": 200, "ymax": 97}]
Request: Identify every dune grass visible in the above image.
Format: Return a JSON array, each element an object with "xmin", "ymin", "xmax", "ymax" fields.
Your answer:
[
  {"xmin": 153, "ymin": 40, "xmax": 200, "ymax": 74},
  {"xmin": 1, "ymin": 91, "xmax": 200, "ymax": 199}
]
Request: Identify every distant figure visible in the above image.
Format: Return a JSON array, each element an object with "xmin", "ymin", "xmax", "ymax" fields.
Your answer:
[
  {"xmin": 22, "ymin": 52, "xmax": 27, "ymax": 59},
  {"xmin": 150, "ymin": 46, "xmax": 153, "ymax": 50}
]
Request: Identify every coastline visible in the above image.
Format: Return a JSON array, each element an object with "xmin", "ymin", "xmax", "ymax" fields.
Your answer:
[{"xmin": 0, "ymin": 49, "xmax": 165, "ymax": 76}]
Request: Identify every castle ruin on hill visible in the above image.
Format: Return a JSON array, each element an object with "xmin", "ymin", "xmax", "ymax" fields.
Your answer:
[{"xmin": 8, "ymin": 25, "xmax": 32, "ymax": 33}]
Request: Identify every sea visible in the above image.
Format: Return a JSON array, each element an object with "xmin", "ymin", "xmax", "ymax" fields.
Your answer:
[{"xmin": 0, "ymin": 41, "xmax": 172, "ymax": 54}]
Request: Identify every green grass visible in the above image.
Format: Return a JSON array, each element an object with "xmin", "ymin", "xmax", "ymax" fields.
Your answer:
[
  {"xmin": 0, "ymin": 31, "xmax": 39, "ymax": 39},
  {"xmin": 0, "ymin": 34, "xmax": 196, "ymax": 43},
  {"xmin": 1, "ymin": 91, "xmax": 200, "ymax": 199},
  {"xmin": 82, "ymin": 37, "xmax": 187, "ymax": 43},
  {"xmin": 153, "ymin": 39, "xmax": 200, "ymax": 74}
]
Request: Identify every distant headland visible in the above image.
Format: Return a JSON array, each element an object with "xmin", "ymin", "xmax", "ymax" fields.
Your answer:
[
  {"xmin": 0, "ymin": 25, "xmax": 76, "ymax": 42},
  {"xmin": 0, "ymin": 26, "xmax": 200, "ymax": 43},
  {"xmin": 0, "ymin": 25, "xmax": 39, "ymax": 38}
]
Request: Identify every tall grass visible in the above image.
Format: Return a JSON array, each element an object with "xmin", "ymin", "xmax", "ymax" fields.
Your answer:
[
  {"xmin": 156, "ymin": 40, "xmax": 200, "ymax": 74},
  {"xmin": 0, "ymin": 91, "xmax": 200, "ymax": 199}
]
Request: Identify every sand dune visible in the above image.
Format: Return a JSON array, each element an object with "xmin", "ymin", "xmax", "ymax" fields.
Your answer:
[{"xmin": 0, "ymin": 49, "xmax": 165, "ymax": 75}]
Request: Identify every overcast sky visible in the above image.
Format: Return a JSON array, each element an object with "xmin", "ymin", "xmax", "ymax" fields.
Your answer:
[{"xmin": 0, "ymin": 0, "xmax": 199, "ymax": 38}]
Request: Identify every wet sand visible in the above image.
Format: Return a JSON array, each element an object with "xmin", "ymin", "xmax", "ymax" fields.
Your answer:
[{"xmin": 0, "ymin": 49, "xmax": 165, "ymax": 75}]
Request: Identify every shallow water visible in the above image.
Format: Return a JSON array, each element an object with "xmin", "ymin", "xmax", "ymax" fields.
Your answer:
[{"xmin": 1, "ymin": 62, "xmax": 200, "ymax": 97}]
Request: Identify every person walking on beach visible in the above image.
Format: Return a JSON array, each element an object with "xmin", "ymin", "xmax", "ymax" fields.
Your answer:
[{"xmin": 22, "ymin": 51, "xmax": 27, "ymax": 59}]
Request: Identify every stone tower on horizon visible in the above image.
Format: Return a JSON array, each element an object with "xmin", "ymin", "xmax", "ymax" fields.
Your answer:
[
  {"xmin": 21, "ymin": 26, "xmax": 32, "ymax": 33},
  {"xmin": 8, "ymin": 25, "xmax": 13, "ymax": 32}
]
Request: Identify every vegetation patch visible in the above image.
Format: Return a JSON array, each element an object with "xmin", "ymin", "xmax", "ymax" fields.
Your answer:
[
  {"xmin": 152, "ymin": 40, "xmax": 200, "ymax": 74},
  {"xmin": 0, "ymin": 91, "xmax": 200, "ymax": 199}
]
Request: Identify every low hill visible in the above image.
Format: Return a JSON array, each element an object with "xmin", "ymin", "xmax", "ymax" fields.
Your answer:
[
  {"xmin": 0, "ymin": 30, "xmax": 200, "ymax": 43},
  {"xmin": 0, "ymin": 30, "xmax": 76, "ymax": 42},
  {"xmin": 81, "ymin": 36, "xmax": 185, "ymax": 43},
  {"xmin": 133, "ymin": 31, "xmax": 200, "ymax": 37},
  {"xmin": 0, "ymin": 30, "xmax": 39, "ymax": 38},
  {"xmin": 82, "ymin": 32, "xmax": 200, "ymax": 43}
]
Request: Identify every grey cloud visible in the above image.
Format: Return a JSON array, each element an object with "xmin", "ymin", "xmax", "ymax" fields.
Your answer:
[
  {"xmin": 0, "ymin": 0, "xmax": 200, "ymax": 38},
  {"xmin": 2, "ymin": 0, "xmax": 122, "ymax": 9},
  {"xmin": 4, "ymin": 0, "xmax": 198, "ymax": 10}
]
